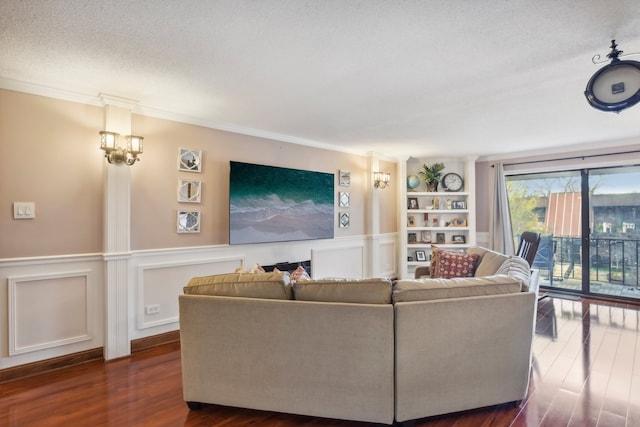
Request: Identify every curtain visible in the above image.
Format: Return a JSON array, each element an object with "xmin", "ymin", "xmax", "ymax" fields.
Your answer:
[{"xmin": 489, "ymin": 163, "xmax": 515, "ymax": 255}]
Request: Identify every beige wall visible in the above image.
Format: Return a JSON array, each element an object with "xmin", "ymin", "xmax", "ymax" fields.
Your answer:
[
  {"xmin": 1, "ymin": 89, "xmax": 397, "ymax": 257},
  {"xmin": 0, "ymin": 90, "xmax": 104, "ymax": 258}
]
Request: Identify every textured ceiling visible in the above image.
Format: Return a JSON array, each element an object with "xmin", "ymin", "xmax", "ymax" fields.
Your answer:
[{"xmin": 2, "ymin": 1, "xmax": 640, "ymax": 160}]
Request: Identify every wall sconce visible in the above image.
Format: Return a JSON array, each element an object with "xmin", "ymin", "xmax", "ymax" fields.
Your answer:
[
  {"xmin": 373, "ymin": 171, "xmax": 391, "ymax": 189},
  {"xmin": 99, "ymin": 131, "xmax": 144, "ymax": 165},
  {"xmin": 585, "ymin": 40, "xmax": 640, "ymax": 113}
]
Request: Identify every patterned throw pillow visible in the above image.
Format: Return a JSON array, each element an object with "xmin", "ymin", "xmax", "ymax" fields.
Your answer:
[
  {"xmin": 429, "ymin": 246, "xmax": 465, "ymax": 278},
  {"xmin": 432, "ymin": 251, "xmax": 480, "ymax": 279},
  {"xmin": 289, "ymin": 265, "xmax": 311, "ymax": 283}
]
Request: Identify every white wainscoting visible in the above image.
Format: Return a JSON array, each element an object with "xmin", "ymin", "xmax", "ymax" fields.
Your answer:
[{"xmin": 312, "ymin": 245, "xmax": 365, "ymax": 279}]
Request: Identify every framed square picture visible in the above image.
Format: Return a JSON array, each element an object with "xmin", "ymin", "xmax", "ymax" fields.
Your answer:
[
  {"xmin": 339, "ymin": 170, "xmax": 350, "ymax": 186},
  {"xmin": 177, "ymin": 179, "xmax": 201, "ymax": 203},
  {"xmin": 407, "ymin": 215, "xmax": 416, "ymax": 227},
  {"xmin": 436, "ymin": 232, "xmax": 445, "ymax": 243},
  {"xmin": 178, "ymin": 148, "xmax": 202, "ymax": 173},
  {"xmin": 452, "ymin": 235, "xmax": 466, "ymax": 244},
  {"xmin": 408, "ymin": 233, "xmax": 417, "ymax": 244},
  {"xmin": 408, "ymin": 197, "xmax": 419, "ymax": 210},
  {"xmin": 339, "ymin": 191, "xmax": 350, "ymax": 207},
  {"xmin": 452, "ymin": 201, "xmax": 466, "ymax": 209},
  {"xmin": 415, "ymin": 250, "xmax": 427, "ymax": 262},
  {"xmin": 177, "ymin": 210, "xmax": 201, "ymax": 233}
]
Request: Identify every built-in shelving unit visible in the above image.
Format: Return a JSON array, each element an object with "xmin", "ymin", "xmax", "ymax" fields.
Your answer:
[{"xmin": 399, "ymin": 156, "xmax": 477, "ymax": 279}]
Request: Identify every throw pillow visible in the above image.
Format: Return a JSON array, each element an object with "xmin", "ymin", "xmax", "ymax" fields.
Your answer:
[
  {"xmin": 250, "ymin": 263, "xmax": 266, "ymax": 274},
  {"xmin": 290, "ymin": 265, "xmax": 310, "ymax": 283},
  {"xmin": 432, "ymin": 251, "xmax": 480, "ymax": 279},
  {"xmin": 429, "ymin": 246, "xmax": 466, "ymax": 278}
]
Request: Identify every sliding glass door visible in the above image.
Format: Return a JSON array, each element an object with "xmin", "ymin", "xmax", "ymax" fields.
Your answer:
[{"xmin": 506, "ymin": 166, "xmax": 640, "ymax": 300}]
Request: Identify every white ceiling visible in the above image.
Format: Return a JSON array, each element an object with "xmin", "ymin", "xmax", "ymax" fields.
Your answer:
[{"xmin": 2, "ymin": 1, "xmax": 640, "ymax": 160}]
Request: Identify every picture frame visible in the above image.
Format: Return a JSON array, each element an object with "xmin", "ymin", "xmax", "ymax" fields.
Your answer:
[
  {"xmin": 178, "ymin": 148, "xmax": 202, "ymax": 173},
  {"xmin": 177, "ymin": 179, "xmax": 201, "ymax": 203},
  {"xmin": 452, "ymin": 235, "xmax": 466, "ymax": 244},
  {"xmin": 339, "ymin": 191, "xmax": 350, "ymax": 207},
  {"xmin": 408, "ymin": 197, "xmax": 419, "ymax": 209},
  {"xmin": 339, "ymin": 212, "xmax": 350, "ymax": 228},
  {"xmin": 436, "ymin": 232, "xmax": 445, "ymax": 243},
  {"xmin": 415, "ymin": 250, "xmax": 427, "ymax": 262},
  {"xmin": 407, "ymin": 215, "xmax": 416, "ymax": 227},
  {"xmin": 177, "ymin": 210, "xmax": 201, "ymax": 233},
  {"xmin": 339, "ymin": 170, "xmax": 351, "ymax": 186},
  {"xmin": 421, "ymin": 230, "xmax": 432, "ymax": 243},
  {"xmin": 452, "ymin": 201, "xmax": 466, "ymax": 210},
  {"xmin": 452, "ymin": 217, "xmax": 467, "ymax": 227},
  {"xmin": 408, "ymin": 232, "xmax": 417, "ymax": 244}
]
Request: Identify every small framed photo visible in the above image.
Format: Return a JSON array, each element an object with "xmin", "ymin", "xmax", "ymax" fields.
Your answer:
[
  {"xmin": 339, "ymin": 170, "xmax": 351, "ymax": 186},
  {"xmin": 339, "ymin": 212, "xmax": 350, "ymax": 228},
  {"xmin": 178, "ymin": 148, "xmax": 202, "ymax": 173},
  {"xmin": 421, "ymin": 230, "xmax": 432, "ymax": 243},
  {"xmin": 408, "ymin": 197, "xmax": 419, "ymax": 209},
  {"xmin": 339, "ymin": 191, "xmax": 350, "ymax": 207},
  {"xmin": 408, "ymin": 233, "xmax": 417, "ymax": 244},
  {"xmin": 408, "ymin": 215, "xmax": 416, "ymax": 227},
  {"xmin": 452, "ymin": 201, "xmax": 466, "ymax": 210},
  {"xmin": 436, "ymin": 232, "xmax": 445, "ymax": 244},
  {"xmin": 452, "ymin": 235, "xmax": 466, "ymax": 244},
  {"xmin": 452, "ymin": 217, "xmax": 467, "ymax": 227},
  {"xmin": 415, "ymin": 250, "xmax": 427, "ymax": 262}
]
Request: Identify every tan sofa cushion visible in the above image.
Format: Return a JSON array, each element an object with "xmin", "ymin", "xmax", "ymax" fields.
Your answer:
[
  {"xmin": 392, "ymin": 275, "xmax": 523, "ymax": 302},
  {"xmin": 495, "ymin": 255, "xmax": 532, "ymax": 291},
  {"xmin": 293, "ymin": 278, "xmax": 392, "ymax": 304},
  {"xmin": 467, "ymin": 246, "xmax": 509, "ymax": 277},
  {"xmin": 184, "ymin": 272, "xmax": 292, "ymax": 300}
]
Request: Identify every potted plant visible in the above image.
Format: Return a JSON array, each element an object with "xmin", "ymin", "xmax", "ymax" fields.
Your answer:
[{"xmin": 418, "ymin": 162, "xmax": 445, "ymax": 191}]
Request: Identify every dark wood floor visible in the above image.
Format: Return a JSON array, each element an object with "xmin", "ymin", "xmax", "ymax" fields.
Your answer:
[{"xmin": 1, "ymin": 296, "xmax": 639, "ymax": 426}]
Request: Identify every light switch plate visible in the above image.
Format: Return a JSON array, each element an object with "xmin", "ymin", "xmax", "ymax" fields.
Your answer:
[{"xmin": 13, "ymin": 202, "xmax": 36, "ymax": 219}]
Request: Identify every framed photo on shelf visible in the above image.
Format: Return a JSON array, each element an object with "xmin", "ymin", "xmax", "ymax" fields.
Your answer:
[
  {"xmin": 436, "ymin": 232, "xmax": 445, "ymax": 243},
  {"xmin": 452, "ymin": 201, "xmax": 466, "ymax": 209},
  {"xmin": 415, "ymin": 250, "xmax": 427, "ymax": 262},
  {"xmin": 407, "ymin": 215, "xmax": 416, "ymax": 227},
  {"xmin": 452, "ymin": 217, "xmax": 467, "ymax": 227},
  {"xmin": 408, "ymin": 233, "xmax": 417, "ymax": 244},
  {"xmin": 408, "ymin": 197, "xmax": 419, "ymax": 210},
  {"xmin": 452, "ymin": 235, "xmax": 466, "ymax": 244}
]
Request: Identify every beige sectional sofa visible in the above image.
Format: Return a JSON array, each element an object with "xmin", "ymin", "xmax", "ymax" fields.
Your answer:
[{"xmin": 179, "ymin": 247, "xmax": 538, "ymax": 425}]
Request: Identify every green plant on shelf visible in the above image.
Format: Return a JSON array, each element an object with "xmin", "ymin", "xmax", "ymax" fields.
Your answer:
[{"xmin": 418, "ymin": 162, "xmax": 445, "ymax": 192}]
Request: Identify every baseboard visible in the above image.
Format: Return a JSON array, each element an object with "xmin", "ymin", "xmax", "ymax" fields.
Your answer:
[
  {"xmin": 0, "ymin": 331, "xmax": 181, "ymax": 384},
  {"xmin": 0, "ymin": 347, "xmax": 104, "ymax": 383}
]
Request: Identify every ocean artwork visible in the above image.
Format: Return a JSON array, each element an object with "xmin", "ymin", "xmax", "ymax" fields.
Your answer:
[{"xmin": 229, "ymin": 162, "xmax": 335, "ymax": 244}]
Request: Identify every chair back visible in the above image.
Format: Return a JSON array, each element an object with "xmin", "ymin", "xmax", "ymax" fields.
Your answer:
[{"xmin": 517, "ymin": 231, "xmax": 541, "ymax": 267}]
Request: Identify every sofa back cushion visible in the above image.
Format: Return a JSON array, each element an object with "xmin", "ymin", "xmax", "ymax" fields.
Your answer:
[
  {"xmin": 293, "ymin": 278, "xmax": 392, "ymax": 304},
  {"xmin": 392, "ymin": 275, "xmax": 522, "ymax": 303},
  {"xmin": 467, "ymin": 246, "xmax": 510, "ymax": 277},
  {"xmin": 184, "ymin": 272, "xmax": 292, "ymax": 300}
]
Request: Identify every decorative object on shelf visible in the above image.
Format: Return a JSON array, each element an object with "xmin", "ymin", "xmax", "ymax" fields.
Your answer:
[
  {"xmin": 432, "ymin": 217, "xmax": 439, "ymax": 227},
  {"xmin": 432, "ymin": 197, "xmax": 439, "ymax": 209},
  {"xmin": 408, "ymin": 233, "xmax": 417, "ymax": 243},
  {"xmin": 585, "ymin": 40, "xmax": 640, "ymax": 113},
  {"xmin": 452, "ymin": 200, "xmax": 466, "ymax": 209},
  {"xmin": 421, "ymin": 230, "xmax": 432, "ymax": 243},
  {"xmin": 415, "ymin": 250, "xmax": 427, "ymax": 262},
  {"xmin": 177, "ymin": 210, "xmax": 200, "ymax": 233},
  {"xmin": 408, "ymin": 197, "xmax": 419, "ymax": 209},
  {"xmin": 418, "ymin": 162, "xmax": 445, "ymax": 191},
  {"xmin": 436, "ymin": 232, "xmax": 445, "ymax": 243},
  {"xmin": 441, "ymin": 173, "xmax": 464, "ymax": 192},
  {"xmin": 178, "ymin": 179, "xmax": 202, "ymax": 203},
  {"xmin": 178, "ymin": 148, "xmax": 202, "ymax": 172},
  {"xmin": 339, "ymin": 170, "xmax": 350, "ymax": 186},
  {"xmin": 339, "ymin": 212, "xmax": 350, "ymax": 228},
  {"xmin": 407, "ymin": 174, "xmax": 420, "ymax": 191},
  {"xmin": 407, "ymin": 215, "xmax": 416, "ymax": 227},
  {"xmin": 452, "ymin": 217, "xmax": 467, "ymax": 227},
  {"xmin": 452, "ymin": 235, "xmax": 466, "ymax": 244},
  {"xmin": 373, "ymin": 171, "xmax": 391, "ymax": 189},
  {"xmin": 339, "ymin": 191, "xmax": 350, "ymax": 207},
  {"xmin": 99, "ymin": 131, "xmax": 143, "ymax": 165}
]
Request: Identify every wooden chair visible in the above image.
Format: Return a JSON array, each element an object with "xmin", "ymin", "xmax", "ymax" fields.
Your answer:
[{"xmin": 516, "ymin": 231, "xmax": 541, "ymax": 267}]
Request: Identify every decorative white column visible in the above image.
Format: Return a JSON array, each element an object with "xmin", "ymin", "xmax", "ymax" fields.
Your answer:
[
  {"xmin": 100, "ymin": 94, "xmax": 137, "ymax": 360},
  {"xmin": 367, "ymin": 153, "xmax": 383, "ymax": 277}
]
